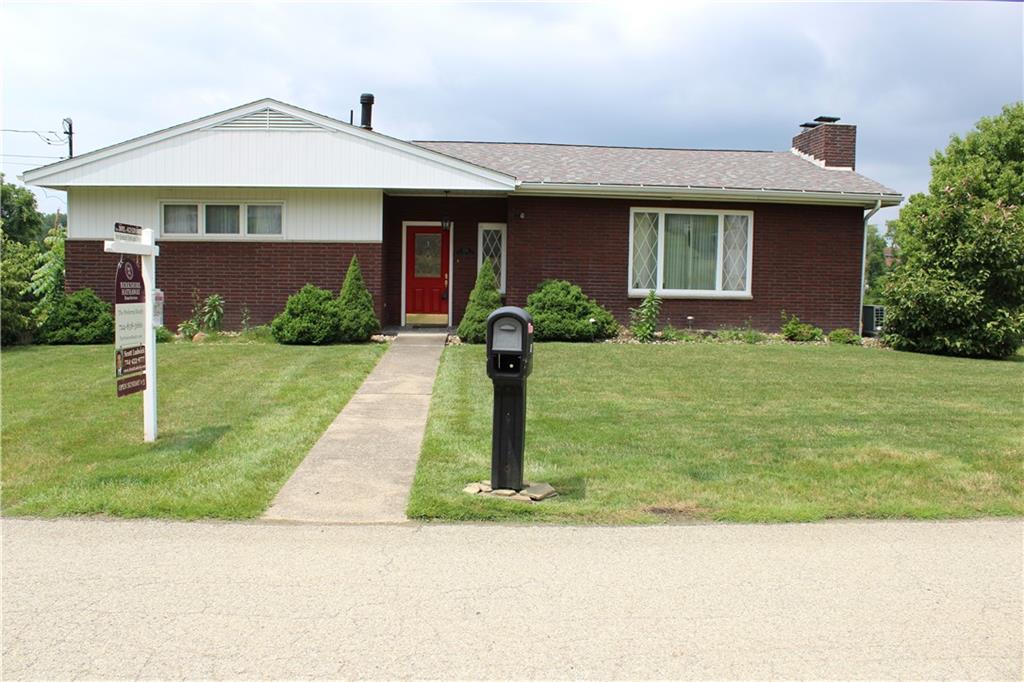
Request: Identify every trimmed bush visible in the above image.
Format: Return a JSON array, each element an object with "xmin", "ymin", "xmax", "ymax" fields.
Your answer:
[
  {"xmin": 155, "ymin": 326, "xmax": 174, "ymax": 343},
  {"xmin": 337, "ymin": 255, "xmax": 380, "ymax": 342},
  {"xmin": 457, "ymin": 260, "xmax": 502, "ymax": 343},
  {"xmin": 271, "ymin": 284, "xmax": 342, "ymax": 345},
  {"xmin": 40, "ymin": 288, "xmax": 113, "ymax": 344},
  {"xmin": 828, "ymin": 327, "xmax": 861, "ymax": 345},
  {"xmin": 525, "ymin": 279, "xmax": 619, "ymax": 342},
  {"xmin": 780, "ymin": 312, "xmax": 824, "ymax": 342}
]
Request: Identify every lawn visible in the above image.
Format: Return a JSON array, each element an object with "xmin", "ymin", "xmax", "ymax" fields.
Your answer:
[
  {"xmin": 408, "ymin": 343, "xmax": 1024, "ymax": 523},
  {"xmin": 1, "ymin": 341, "xmax": 385, "ymax": 518}
]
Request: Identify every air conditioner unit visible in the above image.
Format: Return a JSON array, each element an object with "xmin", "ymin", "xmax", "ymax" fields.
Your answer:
[{"xmin": 862, "ymin": 305, "xmax": 885, "ymax": 337}]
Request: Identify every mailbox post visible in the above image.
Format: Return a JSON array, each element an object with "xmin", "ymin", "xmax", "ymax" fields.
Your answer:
[{"xmin": 486, "ymin": 306, "xmax": 534, "ymax": 491}]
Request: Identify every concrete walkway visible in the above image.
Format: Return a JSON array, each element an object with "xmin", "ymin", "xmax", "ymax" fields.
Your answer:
[
  {"xmin": 263, "ymin": 332, "xmax": 447, "ymax": 524},
  {"xmin": 3, "ymin": 518, "xmax": 1021, "ymax": 680}
]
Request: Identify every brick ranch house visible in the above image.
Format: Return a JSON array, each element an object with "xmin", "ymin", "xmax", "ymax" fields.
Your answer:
[{"xmin": 22, "ymin": 96, "xmax": 902, "ymax": 333}]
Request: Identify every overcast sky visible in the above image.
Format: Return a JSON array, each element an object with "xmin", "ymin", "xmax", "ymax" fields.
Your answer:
[{"xmin": 2, "ymin": 1, "xmax": 1021, "ymax": 226}]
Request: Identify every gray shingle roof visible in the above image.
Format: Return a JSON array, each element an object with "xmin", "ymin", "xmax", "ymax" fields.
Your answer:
[{"xmin": 413, "ymin": 141, "xmax": 900, "ymax": 197}]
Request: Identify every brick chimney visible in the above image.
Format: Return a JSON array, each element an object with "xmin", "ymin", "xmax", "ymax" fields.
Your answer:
[{"xmin": 792, "ymin": 116, "xmax": 857, "ymax": 170}]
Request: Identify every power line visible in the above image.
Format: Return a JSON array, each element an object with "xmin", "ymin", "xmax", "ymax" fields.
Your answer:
[{"xmin": 1, "ymin": 129, "xmax": 68, "ymax": 145}]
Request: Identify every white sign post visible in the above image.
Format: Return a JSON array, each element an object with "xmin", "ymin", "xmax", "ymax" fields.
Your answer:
[{"xmin": 105, "ymin": 225, "xmax": 160, "ymax": 442}]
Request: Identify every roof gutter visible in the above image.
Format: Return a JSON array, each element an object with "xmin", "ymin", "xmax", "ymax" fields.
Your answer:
[
  {"xmin": 515, "ymin": 182, "xmax": 902, "ymax": 208},
  {"xmin": 859, "ymin": 199, "xmax": 883, "ymax": 335}
]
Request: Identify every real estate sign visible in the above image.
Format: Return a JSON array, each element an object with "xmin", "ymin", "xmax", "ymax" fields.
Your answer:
[
  {"xmin": 115, "ymin": 256, "xmax": 147, "ymax": 396},
  {"xmin": 114, "ymin": 222, "xmax": 142, "ymax": 243}
]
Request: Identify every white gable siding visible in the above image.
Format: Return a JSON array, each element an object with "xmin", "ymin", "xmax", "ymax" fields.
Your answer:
[
  {"xmin": 33, "ymin": 128, "xmax": 512, "ymax": 191},
  {"xmin": 68, "ymin": 187, "xmax": 382, "ymax": 242}
]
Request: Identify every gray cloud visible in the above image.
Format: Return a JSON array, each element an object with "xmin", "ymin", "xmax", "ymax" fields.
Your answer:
[{"xmin": 3, "ymin": 1, "xmax": 1021, "ymax": 227}]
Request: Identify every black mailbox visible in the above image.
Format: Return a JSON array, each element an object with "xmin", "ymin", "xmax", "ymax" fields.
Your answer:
[{"xmin": 486, "ymin": 307, "xmax": 534, "ymax": 490}]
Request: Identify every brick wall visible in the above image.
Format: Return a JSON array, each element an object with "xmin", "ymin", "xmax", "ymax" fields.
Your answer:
[
  {"xmin": 504, "ymin": 196, "xmax": 864, "ymax": 333},
  {"xmin": 791, "ymin": 123, "xmax": 857, "ymax": 169},
  {"xmin": 65, "ymin": 240, "xmax": 383, "ymax": 330}
]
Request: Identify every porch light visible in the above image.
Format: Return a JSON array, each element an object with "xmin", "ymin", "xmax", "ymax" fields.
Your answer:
[{"xmin": 441, "ymin": 191, "xmax": 452, "ymax": 231}]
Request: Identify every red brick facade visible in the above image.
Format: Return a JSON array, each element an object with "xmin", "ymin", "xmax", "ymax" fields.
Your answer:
[
  {"xmin": 66, "ymin": 196, "xmax": 863, "ymax": 333},
  {"xmin": 502, "ymin": 196, "xmax": 864, "ymax": 333},
  {"xmin": 65, "ymin": 240, "xmax": 382, "ymax": 330},
  {"xmin": 792, "ymin": 124, "xmax": 857, "ymax": 170}
]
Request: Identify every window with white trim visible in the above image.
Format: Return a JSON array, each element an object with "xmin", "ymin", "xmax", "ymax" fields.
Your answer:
[
  {"xmin": 161, "ymin": 202, "xmax": 284, "ymax": 238},
  {"xmin": 629, "ymin": 208, "xmax": 752, "ymax": 297},
  {"xmin": 478, "ymin": 223, "xmax": 507, "ymax": 293}
]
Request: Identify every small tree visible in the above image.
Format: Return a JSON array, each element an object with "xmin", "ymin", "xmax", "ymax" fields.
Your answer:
[
  {"xmin": 29, "ymin": 221, "xmax": 66, "ymax": 326},
  {"xmin": 863, "ymin": 224, "xmax": 888, "ymax": 305},
  {"xmin": 0, "ymin": 233, "xmax": 40, "ymax": 345},
  {"xmin": 337, "ymin": 255, "xmax": 379, "ymax": 342},
  {"xmin": 457, "ymin": 260, "xmax": 502, "ymax": 343},
  {"xmin": 0, "ymin": 174, "xmax": 46, "ymax": 244},
  {"xmin": 884, "ymin": 103, "xmax": 1024, "ymax": 359}
]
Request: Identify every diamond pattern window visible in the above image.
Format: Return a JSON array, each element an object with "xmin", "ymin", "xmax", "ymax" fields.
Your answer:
[
  {"xmin": 629, "ymin": 209, "xmax": 751, "ymax": 296},
  {"xmin": 631, "ymin": 212, "xmax": 659, "ymax": 290},
  {"xmin": 478, "ymin": 223, "xmax": 507, "ymax": 293}
]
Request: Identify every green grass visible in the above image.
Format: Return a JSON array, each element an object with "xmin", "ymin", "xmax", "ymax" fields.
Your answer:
[
  {"xmin": 1, "ymin": 342, "xmax": 385, "ymax": 518},
  {"xmin": 408, "ymin": 344, "xmax": 1024, "ymax": 523}
]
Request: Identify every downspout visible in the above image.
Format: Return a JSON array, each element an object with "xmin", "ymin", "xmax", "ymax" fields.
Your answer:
[{"xmin": 859, "ymin": 199, "xmax": 882, "ymax": 335}]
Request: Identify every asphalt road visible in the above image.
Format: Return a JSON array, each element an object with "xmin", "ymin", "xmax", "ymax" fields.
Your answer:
[{"xmin": 2, "ymin": 517, "xmax": 1021, "ymax": 680}]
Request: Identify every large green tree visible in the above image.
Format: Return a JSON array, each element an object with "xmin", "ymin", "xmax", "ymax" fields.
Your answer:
[
  {"xmin": 0, "ymin": 175, "xmax": 46, "ymax": 244},
  {"xmin": 883, "ymin": 103, "xmax": 1024, "ymax": 359}
]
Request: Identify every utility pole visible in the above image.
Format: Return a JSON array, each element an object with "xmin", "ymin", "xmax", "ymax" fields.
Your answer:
[{"xmin": 62, "ymin": 118, "xmax": 73, "ymax": 158}]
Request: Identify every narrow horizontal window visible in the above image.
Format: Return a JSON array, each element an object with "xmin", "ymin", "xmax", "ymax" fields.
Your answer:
[
  {"xmin": 163, "ymin": 204, "xmax": 198, "ymax": 234},
  {"xmin": 161, "ymin": 201, "xmax": 284, "ymax": 238},
  {"xmin": 628, "ymin": 208, "xmax": 752, "ymax": 297}
]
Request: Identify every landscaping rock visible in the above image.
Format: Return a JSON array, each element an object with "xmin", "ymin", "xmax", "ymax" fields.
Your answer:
[
  {"xmin": 192, "ymin": 331, "xmax": 208, "ymax": 343},
  {"xmin": 491, "ymin": 488, "xmax": 516, "ymax": 497},
  {"xmin": 523, "ymin": 482, "xmax": 558, "ymax": 501},
  {"xmin": 510, "ymin": 493, "xmax": 533, "ymax": 502},
  {"xmin": 463, "ymin": 483, "xmax": 482, "ymax": 495}
]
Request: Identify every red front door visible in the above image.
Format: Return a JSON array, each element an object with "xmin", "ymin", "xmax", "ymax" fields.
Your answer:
[{"xmin": 405, "ymin": 225, "xmax": 450, "ymax": 325}]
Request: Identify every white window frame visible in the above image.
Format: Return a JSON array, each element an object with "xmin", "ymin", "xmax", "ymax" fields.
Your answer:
[
  {"xmin": 159, "ymin": 200, "xmax": 286, "ymax": 240},
  {"xmin": 627, "ymin": 207, "xmax": 753, "ymax": 299},
  {"xmin": 477, "ymin": 222, "xmax": 507, "ymax": 294}
]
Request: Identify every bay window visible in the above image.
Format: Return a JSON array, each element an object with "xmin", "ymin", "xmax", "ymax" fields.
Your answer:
[{"xmin": 629, "ymin": 208, "xmax": 752, "ymax": 298}]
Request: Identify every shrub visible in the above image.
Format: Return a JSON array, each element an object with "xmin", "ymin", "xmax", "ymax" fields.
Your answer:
[
  {"xmin": 199, "ymin": 294, "xmax": 224, "ymax": 332},
  {"xmin": 271, "ymin": 284, "xmax": 342, "ymax": 345},
  {"xmin": 155, "ymin": 325, "xmax": 174, "ymax": 343},
  {"xmin": 629, "ymin": 290, "xmax": 661, "ymax": 343},
  {"xmin": 39, "ymin": 288, "xmax": 113, "ymax": 344},
  {"xmin": 781, "ymin": 312, "xmax": 824, "ymax": 342},
  {"xmin": 337, "ymin": 255, "xmax": 380, "ymax": 342},
  {"xmin": 828, "ymin": 327, "xmax": 861, "ymax": 345},
  {"xmin": 883, "ymin": 103, "xmax": 1024, "ymax": 359},
  {"xmin": 0, "ymin": 234, "xmax": 40, "ymax": 345},
  {"xmin": 457, "ymin": 260, "xmax": 502, "ymax": 343},
  {"xmin": 526, "ymin": 279, "xmax": 619, "ymax": 342},
  {"xmin": 177, "ymin": 319, "xmax": 199, "ymax": 340}
]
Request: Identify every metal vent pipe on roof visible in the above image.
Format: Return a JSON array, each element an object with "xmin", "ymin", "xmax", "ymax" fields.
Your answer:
[{"xmin": 360, "ymin": 93, "xmax": 375, "ymax": 130}]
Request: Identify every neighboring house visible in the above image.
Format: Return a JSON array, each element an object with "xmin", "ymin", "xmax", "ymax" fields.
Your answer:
[{"xmin": 22, "ymin": 97, "xmax": 902, "ymax": 332}]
